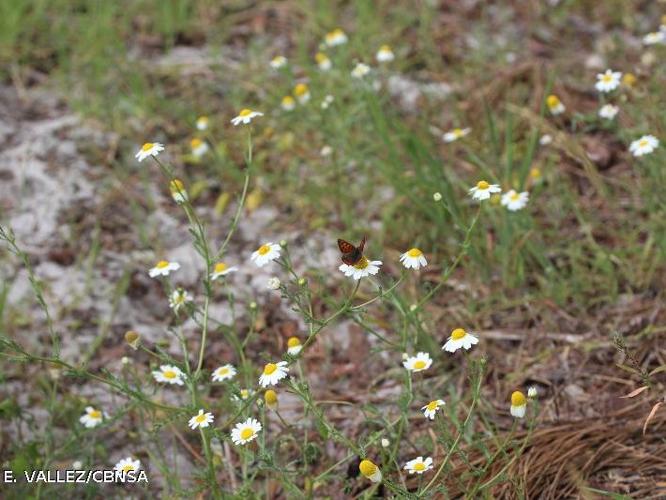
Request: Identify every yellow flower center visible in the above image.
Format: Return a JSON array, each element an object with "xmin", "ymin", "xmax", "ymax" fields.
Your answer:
[
  {"xmin": 163, "ymin": 370, "xmax": 177, "ymax": 379},
  {"xmin": 546, "ymin": 95, "xmax": 559, "ymax": 108},
  {"xmin": 407, "ymin": 248, "xmax": 422, "ymax": 257},
  {"xmin": 121, "ymin": 464, "xmax": 135, "ymax": 473},
  {"xmin": 197, "ymin": 116, "xmax": 208, "ymax": 125},
  {"xmin": 239, "ymin": 109, "xmax": 252, "ymax": 117},
  {"xmin": 413, "ymin": 360, "xmax": 426, "ymax": 370},
  {"xmin": 354, "ymin": 256, "xmax": 369, "ymax": 269},
  {"xmin": 294, "ymin": 84, "xmax": 309, "ymax": 96},
  {"xmin": 240, "ymin": 389, "xmax": 249, "ymax": 399},
  {"xmin": 453, "ymin": 128, "xmax": 464, "ymax": 137},
  {"xmin": 141, "ymin": 143, "xmax": 153, "ymax": 151},
  {"xmin": 190, "ymin": 138, "xmax": 202, "ymax": 149},
  {"xmin": 282, "ymin": 96, "xmax": 294, "ymax": 105},
  {"xmin": 530, "ymin": 167, "xmax": 541, "ymax": 179},
  {"xmin": 264, "ymin": 363, "xmax": 277, "ymax": 375},
  {"xmin": 217, "ymin": 367, "xmax": 229, "ymax": 376},
  {"xmin": 638, "ymin": 139, "xmax": 649, "ymax": 148},
  {"xmin": 195, "ymin": 413, "xmax": 207, "ymax": 423},
  {"xmin": 476, "ymin": 181, "xmax": 489, "ymax": 190},
  {"xmin": 359, "ymin": 460, "xmax": 377, "ymax": 476},
  {"xmin": 510, "ymin": 192, "xmax": 521, "ymax": 201},
  {"xmin": 413, "ymin": 462, "xmax": 426, "ymax": 471},
  {"xmin": 426, "ymin": 401, "xmax": 438, "ymax": 411},
  {"xmin": 287, "ymin": 337, "xmax": 301, "ymax": 348},
  {"xmin": 214, "ymin": 262, "xmax": 227, "ymax": 273},
  {"xmin": 240, "ymin": 428, "xmax": 254, "ymax": 440},
  {"xmin": 89, "ymin": 410, "xmax": 101, "ymax": 419},
  {"xmin": 315, "ymin": 53, "xmax": 328, "ymax": 63},
  {"xmin": 380, "ymin": 45, "xmax": 391, "ymax": 52},
  {"xmin": 601, "ymin": 74, "xmax": 613, "ymax": 83},
  {"xmin": 511, "ymin": 391, "xmax": 526, "ymax": 406},
  {"xmin": 257, "ymin": 244, "xmax": 271, "ymax": 255},
  {"xmin": 451, "ymin": 328, "xmax": 466, "ymax": 340}
]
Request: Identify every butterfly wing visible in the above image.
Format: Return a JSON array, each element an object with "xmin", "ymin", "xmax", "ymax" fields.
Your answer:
[
  {"xmin": 338, "ymin": 237, "xmax": 365, "ymax": 265},
  {"xmin": 357, "ymin": 236, "xmax": 366, "ymax": 253}
]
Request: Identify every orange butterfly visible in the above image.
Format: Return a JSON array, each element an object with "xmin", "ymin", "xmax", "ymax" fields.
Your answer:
[{"xmin": 337, "ymin": 236, "xmax": 366, "ymax": 266}]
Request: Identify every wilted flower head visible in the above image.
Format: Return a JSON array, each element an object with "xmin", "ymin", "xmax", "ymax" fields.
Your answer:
[
  {"xmin": 190, "ymin": 138, "xmax": 209, "ymax": 158},
  {"xmin": 376, "ymin": 45, "xmax": 395, "ymax": 63},
  {"xmin": 287, "ymin": 337, "xmax": 302, "ymax": 355},
  {"xmin": 169, "ymin": 288, "xmax": 192, "ymax": 312},
  {"xmin": 264, "ymin": 389, "xmax": 278, "ymax": 411},
  {"xmin": 351, "ymin": 63, "xmax": 371, "ymax": 79},
  {"xmin": 598, "ymin": 104, "xmax": 619, "ymax": 120},
  {"xmin": 315, "ymin": 52, "xmax": 332, "ymax": 71},
  {"xmin": 510, "ymin": 391, "xmax": 527, "ymax": 418},
  {"xmin": 281, "ymin": 95, "xmax": 295, "ymax": 111},
  {"xmin": 196, "ymin": 116, "xmax": 209, "ymax": 131},
  {"xmin": 270, "ymin": 55, "xmax": 287, "ymax": 69},
  {"xmin": 325, "ymin": 28, "xmax": 348, "ymax": 47},
  {"xmin": 169, "ymin": 179, "xmax": 188, "ymax": 204},
  {"xmin": 443, "ymin": 127, "xmax": 470, "ymax": 143},
  {"xmin": 294, "ymin": 83, "xmax": 311, "ymax": 104},
  {"xmin": 359, "ymin": 459, "xmax": 382, "ymax": 482},
  {"xmin": 546, "ymin": 95, "xmax": 565, "ymax": 115},
  {"xmin": 124, "ymin": 330, "xmax": 140, "ymax": 350}
]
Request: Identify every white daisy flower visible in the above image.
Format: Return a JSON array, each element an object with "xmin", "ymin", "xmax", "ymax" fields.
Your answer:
[
  {"xmin": 169, "ymin": 179, "xmax": 188, "ymax": 204},
  {"xmin": 294, "ymin": 83, "xmax": 311, "ymax": 104},
  {"xmin": 152, "ymin": 365, "xmax": 185, "ymax": 385},
  {"xmin": 231, "ymin": 109, "xmax": 263, "ymax": 126},
  {"xmin": 643, "ymin": 31, "xmax": 665, "ymax": 45},
  {"xmin": 135, "ymin": 142, "xmax": 164, "ymax": 162},
  {"xmin": 546, "ymin": 95, "xmax": 565, "ymax": 115},
  {"xmin": 315, "ymin": 52, "xmax": 332, "ymax": 71},
  {"xmin": 339, "ymin": 256, "xmax": 382, "ymax": 280},
  {"xmin": 359, "ymin": 460, "xmax": 382, "ymax": 483},
  {"xmin": 114, "ymin": 457, "xmax": 141, "ymax": 473},
  {"xmin": 402, "ymin": 352, "xmax": 432, "ymax": 372},
  {"xmin": 287, "ymin": 337, "xmax": 302, "ymax": 356},
  {"xmin": 267, "ymin": 277, "xmax": 281, "ymax": 290},
  {"xmin": 351, "ymin": 63, "xmax": 371, "ymax": 79},
  {"xmin": 442, "ymin": 328, "xmax": 479, "ymax": 353},
  {"xmin": 399, "ymin": 248, "xmax": 428, "ymax": 270},
  {"xmin": 259, "ymin": 361, "xmax": 289, "ymax": 387},
  {"xmin": 539, "ymin": 134, "xmax": 553, "ymax": 146},
  {"xmin": 270, "ymin": 55, "xmax": 287, "ymax": 69},
  {"xmin": 231, "ymin": 417, "xmax": 262, "ymax": 445},
  {"xmin": 196, "ymin": 116, "xmax": 209, "ymax": 131},
  {"xmin": 251, "ymin": 242, "xmax": 281, "ymax": 267},
  {"xmin": 629, "ymin": 135, "xmax": 659, "ymax": 157},
  {"xmin": 281, "ymin": 96, "xmax": 296, "ymax": 111},
  {"xmin": 510, "ymin": 391, "xmax": 527, "ymax": 418},
  {"xmin": 320, "ymin": 145, "xmax": 333, "ymax": 157},
  {"xmin": 188, "ymin": 409, "xmax": 214, "ymax": 430},
  {"xmin": 527, "ymin": 386, "xmax": 538, "ymax": 398},
  {"xmin": 595, "ymin": 69, "xmax": 622, "ymax": 93},
  {"xmin": 148, "ymin": 260, "xmax": 180, "ymax": 278},
  {"xmin": 376, "ymin": 45, "xmax": 395, "ymax": 63},
  {"xmin": 210, "ymin": 262, "xmax": 238, "ymax": 281},
  {"xmin": 79, "ymin": 406, "xmax": 105, "ymax": 428},
  {"xmin": 442, "ymin": 127, "xmax": 471, "ymax": 143},
  {"xmin": 212, "ymin": 364, "xmax": 237, "ymax": 382},
  {"xmin": 325, "ymin": 28, "xmax": 348, "ymax": 47},
  {"xmin": 404, "ymin": 456, "xmax": 434, "ymax": 474},
  {"xmin": 598, "ymin": 104, "xmax": 619, "ymax": 120},
  {"xmin": 433, "ymin": 192, "xmax": 442, "ymax": 201},
  {"xmin": 190, "ymin": 138, "xmax": 209, "ymax": 157},
  {"xmin": 469, "ymin": 180, "xmax": 501, "ymax": 201},
  {"xmin": 501, "ymin": 190, "xmax": 529, "ymax": 211},
  {"xmin": 169, "ymin": 288, "xmax": 192, "ymax": 312},
  {"xmin": 421, "ymin": 399, "xmax": 445, "ymax": 420}
]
